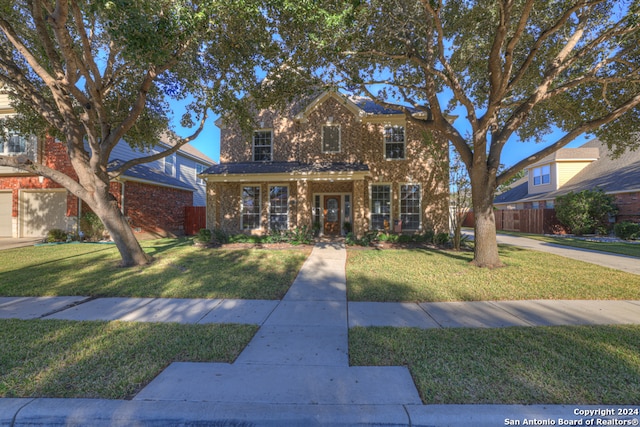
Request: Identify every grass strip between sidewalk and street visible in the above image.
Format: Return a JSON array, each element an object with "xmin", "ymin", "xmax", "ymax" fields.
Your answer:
[
  {"xmin": 0, "ymin": 319, "xmax": 257, "ymax": 399},
  {"xmin": 0, "ymin": 238, "xmax": 310, "ymax": 299},
  {"xmin": 495, "ymin": 230, "xmax": 640, "ymax": 258},
  {"xmin": 347, "ymin": 246, "xmax": 640, "ymax": 302},
  {"xmin": 349, "ymin": 325, "xmax": 640, "ymax": 405}
]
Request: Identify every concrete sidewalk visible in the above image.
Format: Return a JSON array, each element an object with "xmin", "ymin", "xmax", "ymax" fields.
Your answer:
[{"xmin": 2, "ymin": 240, "xmax": 640, "ymax": 426}]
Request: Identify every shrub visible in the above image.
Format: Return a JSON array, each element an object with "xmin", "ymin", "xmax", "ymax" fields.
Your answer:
[
  {"xmin": 212, "ymin": 228, "xmax": 229, "ymax": 244},
  {"xmin": 555, "ymin": 188, "xmax": 617, "ymax": 235},
  {"xmin": 614, "ymin": 222, "xmax": 640, "ymax": 240},
  {"xmin": 434, "ymin": 232, "xmax": 450, "ymax": 246},
  {"xmin": 287, "ymin": 226, "xmax": 314, "ymax": 245},
  {"xmin": 46, "ymin": 228, "xmax": 68, "ymax": 243},
  {"xmin": 79, "ymin": 212, "xmax": 105, "ymax": 241},
  {"xmin": 397, "ymin": 234, "xmax": 412, "ymax": 243},
  {"xmin": 194, "ymin": 228, "xmax": 212, "ymax": 244}
]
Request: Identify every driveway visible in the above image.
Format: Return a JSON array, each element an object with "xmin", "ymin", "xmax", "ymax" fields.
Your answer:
[{"xmin": 0, "ymin": 237, "xmax": 42, "ymax": 251}]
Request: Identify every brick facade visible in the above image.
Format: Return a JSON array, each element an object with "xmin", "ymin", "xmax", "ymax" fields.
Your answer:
[
  {"xmin": 1, "ymin": 135, "xmax": 193, "ymax": 238},
  {"xmin": 210, "ymin": 92, "xmax": 450, "ymax": 237},
  {"xmin": 614, "ymin": 192, "xmax": 640, "ymax": 223}
]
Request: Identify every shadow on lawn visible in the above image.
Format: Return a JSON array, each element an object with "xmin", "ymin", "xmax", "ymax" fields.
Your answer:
[{"xmin": 0, "ymin": 243, "xmax": 309, "ymax": 300}]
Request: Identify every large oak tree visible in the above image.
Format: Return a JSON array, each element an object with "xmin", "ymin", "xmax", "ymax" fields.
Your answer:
[
  {"xmin": 279, "ymin": 0, "xmax": 640, "ymax": 267},
  {"xmin": 0, "ymin": 0, "xmax": 285, "ymax": 266}
]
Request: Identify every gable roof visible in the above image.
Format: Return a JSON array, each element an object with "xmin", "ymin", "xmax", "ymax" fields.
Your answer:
[
  {"xmin": 108, "ymin": 159, "xmax": 195, "ymax": 191},
  {"xmin": 494, "ymin": 139, "xmax": 640, "ymax": 205},
  {"xmin": 158, "ymin": 132, "xmax": 215, "ymax": 165}
]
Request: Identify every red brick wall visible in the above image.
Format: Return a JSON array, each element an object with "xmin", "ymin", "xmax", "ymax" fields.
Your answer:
[
  {"xmin": 0, "ymin": 136, "xmax": 77, "ymax": 218},
  {"xmin": 119, "ymin": 181, "xmax": 192, "ymax": 236},
  {"xmin": 614, "ymin": 192, "xmax": 640, "ymax": 223}
]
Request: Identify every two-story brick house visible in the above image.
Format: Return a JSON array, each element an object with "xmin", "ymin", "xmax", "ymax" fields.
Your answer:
[
  {"xmin": 0, "ymin": 92, "xmax": 214, "ymax": 238},
  {"xmin": 202, "ymin": 91, "xmax": 449, "ymax": 237}
]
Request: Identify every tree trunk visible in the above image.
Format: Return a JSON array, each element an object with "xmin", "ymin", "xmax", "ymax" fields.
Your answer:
[
  {"xmin": 470, "ymin": 169, "xmax": 503, "ymax": 268},
  {"xmin": 86, "ymin": 185, "xmax": 151, "ymax": 267},
  {"xmin": 95, "ymin": 200, "xmax": 151, "ymax": 267}
]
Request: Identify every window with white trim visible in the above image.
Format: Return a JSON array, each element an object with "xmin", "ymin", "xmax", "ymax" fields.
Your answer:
[
  {"xmin": 242, "ymin": 186, "xmax": 261, "ymax": 230},
  {"xmin": 164, "ymin": 153, "xmax": 176, "ymax": 177},
  {"xmin": 322, "ymin": 124, "xmax": 340, "ymax": 153},
  {"xmin": 0, "ymin": 133, "xmax": 37, "ymax": 161},
  {"xmin": 269, "ymin": 185, "xmax": 288, "ymax": 231},
  {"xmin": 195, "ymin": 163, "xmax": 206, "ymax": 185},
  {"xmin": 370, "ymin": 184, "xmax": 391, "ymax": 230},
  {"xmin": 400, "ymin": 184, "xmax": 421, "ymax": 230},
  {"xmin": 384, "ymin": 126, "xmax": 405, "ymax": 159},
  {"xmin": 533, "ymin": 165, "xmax": 550, "ymax": 185},
  {"xmin": 253, "ymin": 130, "xmax": 272, "ymax": 162}
]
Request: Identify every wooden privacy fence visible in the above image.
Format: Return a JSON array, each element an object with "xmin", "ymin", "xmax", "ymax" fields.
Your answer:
[
  {"xmin": 184, "ymin": 206, "xmax": 206, "ymax": 235},
  {"xmin": 464, "ymin": 209, "xmax": 565, "ymax": 235}
]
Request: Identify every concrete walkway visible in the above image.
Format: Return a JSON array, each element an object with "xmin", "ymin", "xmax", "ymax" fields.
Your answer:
[{"xmin": 2, "ymin": 240, "xmax": 640, "ymax": 426}]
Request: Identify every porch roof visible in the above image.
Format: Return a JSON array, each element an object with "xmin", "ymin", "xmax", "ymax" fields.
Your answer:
[{"xmin": 201, "ymin": 161, "xmax": 370, "ymax": 182}]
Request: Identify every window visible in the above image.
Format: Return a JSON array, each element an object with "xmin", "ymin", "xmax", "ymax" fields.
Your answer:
[
  {"xmin": 253, "ymin": 130, "xmax": 272, "ymax": 162},
  {"xmin": 533, "ymin": 165, "xmax": 550, "ymax": 186},
  {"xmin": 384, "ymin": 126, "xmax": 405, "ymax": 159},
  {"xmin": 546, "ymin": 200, "xmax": 554, "ymax": 209},
  {"xmin": 370, "ymin": 184, "xmax": 391, "ymax": 230},
  {"xmin": 400, "ymin": 184, "xmax": 421, "ymax": 230},
  {"xmin": 322, "ymin": 125, "xmax": 340, "ymax": 153},
  {"xmin": 532, "ymin": 201, "xmax": 540, "ymax": 209},
  {"xmin": 195, "ymin": 163, "xmax": 206, "ymax": 185},
  {"xmin": 164, "ymin": 153, "xmax": 176, "ymax": 177},
  {"xmin": 0, "ymin": 134, "xmax": 28, "ymax": 155},
  {"xmin": 269, "ymin": 186, "xmax": 288, "ymax": 231},
  {"xmin": 242, "ymin": 186, "xmax": 261, "ymax": 230}
]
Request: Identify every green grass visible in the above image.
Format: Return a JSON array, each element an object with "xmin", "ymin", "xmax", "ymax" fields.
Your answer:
[
  {"xmin": 497, "ymin": 230, "xmax": 640, "ymax": 258},
  {"xmin": 350, "ymin": 325, "xmax": 640, "ymax": 404},
  {"xmin": 347, "ymin": 246, "xmax": 640, "ymax": 302},
  {"xmin": 0, "ymin": 238, "xmax": 311, "ymax": 299},
  {"xmin": 0, "ymin": 319, "xmax": 257, "ymax": 399}
]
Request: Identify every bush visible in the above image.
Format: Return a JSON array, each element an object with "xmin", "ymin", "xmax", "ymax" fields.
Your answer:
[
  {"xmin": 287, "ymin": 226, "xmax": 314, "ymax": 245},
  {"xmin": 212, "ymin": 228, "xmax": 229, "ymax": 244},
  {"xmin": 46, "ymin": 228, "xmax": 68, "ymax": 243},
  {"xmin": 555, "ymin": 188, "xmax": 617, "ymax": 235},
  {"xmin": 194, "ymin": 228, "xmax": 212, "ymax": 244},
  {"xmin": 79, "ymin": 212, "xmax": 105, "ymax": 241},
  {"xmin": 614, "ymin": 222, "xmax": 640, "ymax": 240},
  {"xmin": 434, "ymin": 232, "xmax": 450, "ymax": 246}
]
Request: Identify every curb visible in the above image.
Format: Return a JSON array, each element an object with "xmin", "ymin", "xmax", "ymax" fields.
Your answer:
[{"xmin": 2, "ymin": 399, "xmax": 638, "ymax": 427}]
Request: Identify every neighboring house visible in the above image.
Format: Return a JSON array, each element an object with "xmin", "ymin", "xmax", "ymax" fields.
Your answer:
[
  {"xmin": 0, "ymin": 92, "xmax": 214, "ymax": 238},
  {"xmin": 201, "ymin": 91, "xmax": 449, "ymax": 237},
  {"xmin": 494, "ymin": 139, "xmax": 640, "ymax": 224}
]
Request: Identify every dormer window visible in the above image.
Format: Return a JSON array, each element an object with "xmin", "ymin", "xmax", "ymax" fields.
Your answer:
[
  {"xmin": 384, "ymin": 126, "xmax": 405, "ymax": 159},
  {"xmin": 322, "ymin": 124, "xmax": 340, "ymax": 153},
  {"xmin": 533, "ymin": 165, "xmax": 550, "ymax": 186},
  {"xmin": 253, "ymin": 130, "xmax": 272, "ymax": 162}
]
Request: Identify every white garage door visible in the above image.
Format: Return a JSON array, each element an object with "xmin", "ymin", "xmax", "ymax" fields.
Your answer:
[
  {"xmin": 20, "ymin": 190, "xmax": 68, "ymax": 237},
  {"xmin": 0, "ymin": 192, "xmax": 12, "ymax": 237}
]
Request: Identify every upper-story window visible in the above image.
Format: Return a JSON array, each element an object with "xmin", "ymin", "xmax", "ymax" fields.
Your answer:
[
  {"xmin": 384, "ymin": 126, "xmax": 405, "ymax": 159},
  {"xmin": 0, "ymin": 133, "xmax": 37, "ymax": 162},
  {"xmin": 164, "ymin": 153, "xmax": 176, "ymax": 177},
  {"xmin": 322, "ymin": 124, "xmax": 340, "ymax": 153},
  {"xmin": 253, "ymin": 130, "xmax": 272, "ymax": 162},
  {"xmin": 0, "ymin": 133, "xmax": 27, "ymax": 155},
  {"xmin": 195, "ymin": 163, "xmax": 206, "ymax": 185},
  {"xmin": 533, "ymin": 165, "xmax": 550, "ymax": 186}
]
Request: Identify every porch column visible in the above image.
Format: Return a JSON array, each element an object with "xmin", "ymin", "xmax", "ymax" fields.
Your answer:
[
  {"xmin": 206, "ymin": 182, "xmax": 218, "ymax": 230},
  {"xmin": 296, "ymin": 179, "xmax": 311, "ymax": 229},
  {"xmin": 353, "ymin": 179, "xmax": 366, "ymax": 238}
]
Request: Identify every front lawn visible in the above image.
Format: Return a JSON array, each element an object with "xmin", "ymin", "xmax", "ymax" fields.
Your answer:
[
  {"xmin": 347, "ymin": 246, "xmax": 640, "ymax": 302},
  {"xmin": 0, "ymin": 239, "xmax": 311, "ymax": 299},
  {"xmin": 0, "ymin": 319, "xmax": 256, "ymax": 399},
  {"xmin": 350, "ymin": 325, "xmax": 640, "ymax": 404}
]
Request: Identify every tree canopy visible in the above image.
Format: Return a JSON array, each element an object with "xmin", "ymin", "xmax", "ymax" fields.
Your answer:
[
  {"xmin": 278, "ymin": 0, "xmax": 640, "ymax": 266},
  {"xmin": 0, "ymin": 0, "xmax": 288, "ymax": 265}
]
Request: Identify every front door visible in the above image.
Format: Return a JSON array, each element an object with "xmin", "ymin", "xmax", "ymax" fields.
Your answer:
[{"xmin": 323, "ymin": 196, "xmax": 341, "ymax": 236}]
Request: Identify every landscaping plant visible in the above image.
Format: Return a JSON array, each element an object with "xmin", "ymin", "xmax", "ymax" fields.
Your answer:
[{"xmin": 555, "ymin": 189, "xmax": 617, "ymax": 235}]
